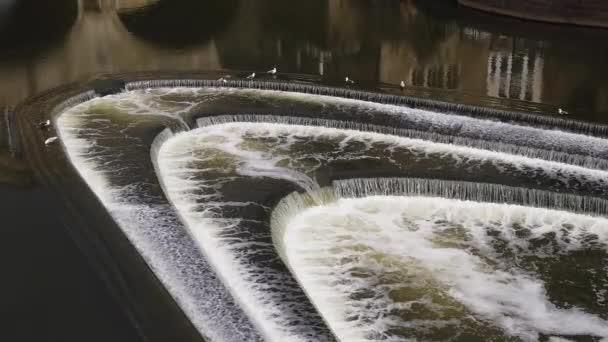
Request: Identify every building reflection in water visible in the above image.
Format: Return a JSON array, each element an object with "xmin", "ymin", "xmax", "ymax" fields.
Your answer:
[
  {"xmin": 0, "ymin": 0, "xmax": 607, "ymax": 121},
  {"xmin": 486, "ymin": 49, "xmax": 544, "ymax": 103}
]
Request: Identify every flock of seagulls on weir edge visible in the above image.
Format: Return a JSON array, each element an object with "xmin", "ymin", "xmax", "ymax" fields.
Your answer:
[{"xmin": 38, "ymin": 70, "xmax": 570, "ymax": 147}]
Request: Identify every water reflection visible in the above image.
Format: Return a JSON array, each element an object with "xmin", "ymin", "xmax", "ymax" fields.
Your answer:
[
  {"xmin": 0, "ymin": 0, "xmax": 607, "ymax": 121},
  {"xmin": 119, "ymin": 0, "xmax": 239, "ymax": 47},
  {"xmin": 0, "ymin": 0, "xmax": 77, "ymax": 59}
]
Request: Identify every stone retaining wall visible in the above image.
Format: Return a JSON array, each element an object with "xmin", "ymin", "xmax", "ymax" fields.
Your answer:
[{"xmin": 458, "ymin": 0, "xmax": 608, "ymax": 28}]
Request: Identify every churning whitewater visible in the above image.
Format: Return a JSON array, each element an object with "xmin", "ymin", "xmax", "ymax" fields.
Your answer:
[
  {"xmin": 273, "ymin": 194, "xmax": 608, "ymax": 342},
  {"xmin": 57, "ymin": 94, "xmax": 264, "ymax": 342},
  {"xmin": 55, "ymin": 85, "xmax": 608, "ymax": 342}
]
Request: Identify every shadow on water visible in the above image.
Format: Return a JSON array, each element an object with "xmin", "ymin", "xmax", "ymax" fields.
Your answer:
[
  {"xmin": 0, "ymin": 0, "xmax": 77, "ymax": 60},
  {"xmin": 119, "ymin": 0, "xmax": 240, "ymax": 48},
  {"xmin": 0, "ymin": 184, "xmax": 141, "ymax": 342}
]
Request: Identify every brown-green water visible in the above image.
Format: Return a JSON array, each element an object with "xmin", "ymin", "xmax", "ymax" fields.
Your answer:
[{"xmin": 2, "ymin": 1, "xmax": 608, "ymax": 342}]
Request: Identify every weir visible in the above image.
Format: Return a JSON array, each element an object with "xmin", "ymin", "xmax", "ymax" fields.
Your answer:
[
  {"xmin": 157, "ymin": 126, "xmax": 336, "ymax": 342},
  {"xmin": 197, "ymin": 114, "xmax": 608, "ymax": 171},
  {"xmin": 3, "ymin": 106, "xmax": 20, "ymax": 157},
  {"xmin": 187, "ymin": 87, "xmax": 608, "ymax": 162},
  {"xmin": 52, "ymin": 83, "xmax": 608, "ymax": 162},
  {"xmin": 126, "ymin": 79, "xmax": 608, "ymax": 138},
  {"xmin": 271, "ymin": 192, "xmax": 608, "ymax": 342},
  {"xmin": 334, "ymin": 177, "xmax": 608, "ymax": 217},
  {"xmin": 36, "ymin": 77, "xmax": 608, "ymax": 342},
  {"xmin": 57, "ymin": 93, "xmax": 263, "ymax": 342}
]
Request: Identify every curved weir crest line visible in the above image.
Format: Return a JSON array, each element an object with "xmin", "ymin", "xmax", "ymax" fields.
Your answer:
[
  {"xmin": 190, "ymin": 121, "xmax": 608, "ymax": 188},
  {"xmin": 65, "ymin": 86, "xmax": 608, "ymax": 161},
  {"xmin": 52, "ymin": 84, "xmax": 608, "ymax": 341},
  {"xmin": 271, "ymin": 193, "xmax": 608, "ymax": 342},
  {"xmin": 334, "ymin": 177, "xmax": 608, "ymax": 217},
  {"xmin": 165, "ymin": 86, "xmax": 608, "ymax": 161},
  {"xmin": 125, "ymin": 79, "xmax": 608, "ymax": 138},
  {"xmin": 57, "ymin": 100, "xmax": 263, "ymax": 341},
  {"xmin": 51, "ymin": 90, "xmax": 98, "ymax": 116},
  {"xmin": 99, "ymin": 90, "xmax": 193, "ymax": 131},
  {"xmin": 157, "ymin": 130, "xmax": 335, "ymax": 342},
  {"xmin": 197, "ymin": 115, "xmax": 608, "ymax": 171}
]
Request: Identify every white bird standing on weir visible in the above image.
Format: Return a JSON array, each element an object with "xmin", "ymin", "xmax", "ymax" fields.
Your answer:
[
  {"xmin": 246, "ymin": 72, "xmax": 256, "ymax": 79},
  {"xmin": 38, "ymin": 119, "xmax": 51, "ymax": 129},
  {"xmin": 45, "ymin": 136, "xmax": 58, "ymax": 146},
  {"xmin": 558, "ymin": 108, "xmax": 569, "ymax": 115},
  {"xmin": 267, "ymin": 67, "xmax": 277, "ymax": 75},
  {"xmin": 217, "ymin": 77, "xmax": 228, "ymax": 83},
  {"xmin": 400, "ymin": 81, "xmax": 405, "ymax": 90},
  {"xmin": 345, "ymin": 76, "xmax": 355, "ymax": 84}
]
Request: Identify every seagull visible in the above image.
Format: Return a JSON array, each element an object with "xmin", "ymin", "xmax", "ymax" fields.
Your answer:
[
  {"xmin": 558, "ymin": 108, "xmax": 569, "ymax": 115},
  {"xmin": 345, "ymin": 76, "xmax": 355, "ymax": 84},
  {"xmin": 38, "ymin": 119, "xmax": 51, "ymax": 129},
  {"xmin": 217, "ymin": 77, "xmax": 228, "ymax": 84},
  {"xmin": 246, "ymin": 72, "xmax": 256, "ymax": 79},
  {"xmin": 400, "ymin": 81, "xmax": 405, "ymax": 90},
  {"xmin": 267, "ymin": 67, "xmax": 277, "ymax": 75},
  {"xmin": 45, "ymin": 136, "xmax": 58, "ymax": 146}
]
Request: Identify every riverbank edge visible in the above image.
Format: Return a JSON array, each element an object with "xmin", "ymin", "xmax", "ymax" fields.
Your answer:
[{"xmin": 458, "ymin": 0, "xmax": 608, "ymax": 29}]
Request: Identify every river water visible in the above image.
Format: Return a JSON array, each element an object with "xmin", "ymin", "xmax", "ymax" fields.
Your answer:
[
  {"xmin": 52, "ymin": 87, "xmax": 608, "ymax": 341},
  {"xmin": 1, "ymin": 1, "xmax": 608, "ymax": 341}
]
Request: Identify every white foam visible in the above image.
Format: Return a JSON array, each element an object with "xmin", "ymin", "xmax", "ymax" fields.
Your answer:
[
  {"xmin": 181, "ymin": 121, "xmax": 608, "ymax": 187},
  {"xmin": 158, "ymin": 133, "xmax": 331, "ymax": 342},
  {"xmin": 158, "ymin": 120, "xmax": 608, "ymax": 342},
  {"xmin": 193, "ymin": 86, "xmax": 608, "ymax": 159},
  {"xmin": 278, "ymin": 196, "xmax": 608, "ymax": 341},
  {"xmin": 57, "ymin": 101, "xmax": 262, "ymax": 342},
  {"xmin": 84, "ymin": 86, "xmax": 608, "ymax": 160}
]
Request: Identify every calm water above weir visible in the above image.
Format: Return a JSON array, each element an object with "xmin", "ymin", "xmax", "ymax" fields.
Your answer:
[
  {"xmin": 1, "ymin": 1, "xmax": 608, "ymax": 342},
  {"xmin": 1, "ymin": 0, "xmax": 608, "ymax": 120}
]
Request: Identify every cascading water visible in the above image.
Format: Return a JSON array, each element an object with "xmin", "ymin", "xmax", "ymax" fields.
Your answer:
[
  {"xmin": 197, "ymin": 115, "xmax": 608, "ymax": 171},
  {"xmin": 127, "ymin": 79, "xmax": 608, "ymax": 138},
  {"xmin": 56, "ymin": 93, "xmax": 263, "ymax": 342},
  {"xmin": 54, "ymin": 84, "xmax": 608, "ymax": 342},
  {"xmin": 335, "ymin": 177, "xmax": 608, "ymax": 216},
  {"xmin": 272, "ymin": 192, "xmax": 608, "ymax": 342}
]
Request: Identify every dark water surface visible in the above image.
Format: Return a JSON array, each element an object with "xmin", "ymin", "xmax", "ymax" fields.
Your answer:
[
  {"xmin": 0, "ymin": 184, "xmax": 139, "ymax": 341},
  {"xmin": 1, "ymin": 0, "xmax": 608, "ymax": 341},
  {"xmin": 1, "ymin": 0, "xmax": 608, "ymax": 120}
]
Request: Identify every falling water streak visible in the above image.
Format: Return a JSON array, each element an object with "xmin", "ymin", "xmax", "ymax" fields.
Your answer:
[
  {"xmin": 270, "ymin": 188, "xmax": 336, "ymax": 263},
  {"xmin": 126, "ymin": 79, "xmax": 608, "ymax": 138},
  {"xmin": 162, "ymin": 87, "xmax": 608, "ymax": 160},
  {"xmin": 57, "ymin": 101, "xmax": 264, "ymax": 342},
  {"xmin": 157, "ymin": 129, "xmax": 337, "ymax": 342},
  {"xmin": 107, "ymin": 89, "xmax": 192, "ymax": 132},
  {"xmin": 55, "ymin": 86, "xmax": 608, "ymax": 162},
  {"xmin": 47, "ymin": 81, "xmax": 607, "ymax": 340},
  {"xmin": 150, "ymin": 127, "xmax": 266, "ymax": 342},
  {"xmin": 51, "ymin": 90, "xmax": 98, "ymax": 116},
  {"xmin": 271, "ymin": 193, "xmax": 608, "ymax": 342},
  {"xmin": 196, "ymin": 115, "xmax": 608, "ymax": 171},
  {"xmin": 334, "ymin": 177, "xmax": 608, "ymax": 217}
]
